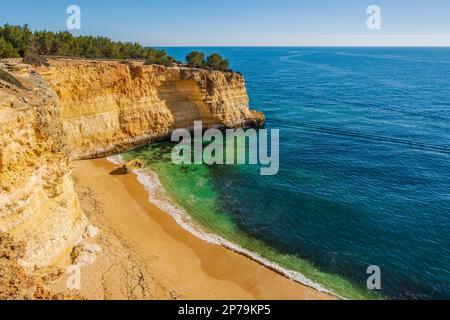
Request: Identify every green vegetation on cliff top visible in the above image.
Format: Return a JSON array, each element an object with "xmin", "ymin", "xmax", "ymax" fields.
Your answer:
[
  {"xmin": 186, "ymin": 51, "xmax": 231, "ymax": 72},
  {"xmin": 0, "ymin": 24, "xmax": 233, "ymax": 72},
  {"xmin": 0, "ymin": 24, "xmax": 174, "ymax": 66}
]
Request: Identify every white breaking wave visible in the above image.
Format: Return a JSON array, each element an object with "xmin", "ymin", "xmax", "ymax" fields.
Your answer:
[{"xmin": 106, "ymin": 155, "xmax": 337, "ymax": 297}]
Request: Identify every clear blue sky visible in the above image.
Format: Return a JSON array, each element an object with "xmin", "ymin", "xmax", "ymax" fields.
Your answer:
[{"xmin": 1, "ymin": 0, "xmax": 450, "ymax": 46}]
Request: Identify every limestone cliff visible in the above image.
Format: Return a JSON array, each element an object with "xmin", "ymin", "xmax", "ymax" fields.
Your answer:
[
  {"xmin": 39, "ymin": 59, "xmax": 264, "ymax": 159},
  {"xmin": 0, "ymin": 62, "xmax": 87, "ymax": 273},
  {"xmin": 0, "ymin": 58, "xmax": 264, "ymax": 283}
]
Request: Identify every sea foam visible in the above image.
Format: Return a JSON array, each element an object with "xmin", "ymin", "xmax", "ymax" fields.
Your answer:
[{"xmin": 107, "ymin": 155, "xmax": 335, "ymax": 297}]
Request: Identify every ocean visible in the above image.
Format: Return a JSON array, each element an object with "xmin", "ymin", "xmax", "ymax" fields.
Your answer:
[{"xmin": 122, "ymin": 47, "xmax": 450, "ymax": 299}]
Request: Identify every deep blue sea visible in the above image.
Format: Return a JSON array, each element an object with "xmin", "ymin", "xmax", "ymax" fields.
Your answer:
[{"xmin": 126, "ymin": 47, "xmax": 449, "ymax": 299}]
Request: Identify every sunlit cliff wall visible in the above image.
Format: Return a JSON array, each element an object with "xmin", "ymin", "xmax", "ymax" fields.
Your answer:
[
  {"xmin": 39, "ymin": 59, "xmax": 264, "ymax": 159},
  {"xmin": 0, "ymin": 63, "xmax": 87, "ymax": 272},
  {"xmin": 0, "ymin": 58, "xmax": 264, "ymax": 275}
]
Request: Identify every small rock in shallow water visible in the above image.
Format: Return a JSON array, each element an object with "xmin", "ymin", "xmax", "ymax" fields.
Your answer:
[{"xmin": 123, "ymin": 159, "xmax": 143, "ymax": 173}]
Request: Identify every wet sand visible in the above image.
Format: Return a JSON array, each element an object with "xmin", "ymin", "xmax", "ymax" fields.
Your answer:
[{"xmin": 70, "ymin": 158, "xmax": 335, "ymax": 300}]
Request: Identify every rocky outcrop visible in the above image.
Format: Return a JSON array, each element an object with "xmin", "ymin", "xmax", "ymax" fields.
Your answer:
[
  {"xmin": 38, "ymin": 59, "xmax": 264, "ymax": 159},
  {"xmin": 0, "ymin": 232, "xmax": 83, "ymax": 300},
  {"xmin": 0, "ymin": 58, "xmax": 264, "ymax": 289},
  {"xmin": 123, "ymin": 159, "xmax": 143, "ymax": 173}
]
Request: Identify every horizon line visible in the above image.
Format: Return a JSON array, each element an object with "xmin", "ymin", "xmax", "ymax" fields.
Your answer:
[{"xmin": 155, "ymin": 45, "xmax": 450, "ymax": 48}]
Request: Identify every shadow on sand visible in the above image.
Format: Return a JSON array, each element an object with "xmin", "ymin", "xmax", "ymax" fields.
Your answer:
[{"xmin": 109, "ymin": 167, "xmax": 129, "ymax": 176}]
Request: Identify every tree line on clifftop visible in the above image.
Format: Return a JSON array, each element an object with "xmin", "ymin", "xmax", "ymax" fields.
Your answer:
[
  {"xmin": 185, "ymin": 51, "xmax": 230, "ymax": 72},
  {"xmin": 0, "ymin": 24, "xmax": 232, "ymax": 72}
]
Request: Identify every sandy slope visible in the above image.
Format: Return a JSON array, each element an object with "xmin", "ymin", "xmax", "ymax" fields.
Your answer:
[{"xmin": 50, "ymin": 158, "xmax": 334, "ymax": 300}]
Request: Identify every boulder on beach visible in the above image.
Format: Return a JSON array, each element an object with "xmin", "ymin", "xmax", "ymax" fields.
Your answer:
[{"xmin": 123, "ymin": 159, "xmax": 143, "ymax": 173}]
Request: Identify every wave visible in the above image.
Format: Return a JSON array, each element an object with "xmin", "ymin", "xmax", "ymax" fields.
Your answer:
[
  {"xmin": 279, "ymin": 51, "xmax": 316, "ymax": 63},
  {"xmin": 270, "ymin": 118, "xmax": 450, "ymax": 155},
  {"xmin": 334, "ymin": 51, "xmax": 450, "ymax": 65},
  {"xmin": 106, "ymin": 155, "xmax": 337, "ymax": 297},
  {"xmin": 279, "ymin": 54, "xmax": 355, "ymax": 76},
  {"xmin": 336, "ymin": 100, "xmax": 450, "ymax": 122},
  {"xmin": 313, "ymin": 95, "xmax": 450, "ymax": 122}
]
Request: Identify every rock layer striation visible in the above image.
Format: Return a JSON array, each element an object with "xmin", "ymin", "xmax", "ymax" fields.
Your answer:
[{"xmin": 0, "ymin": 58, "xmax": 264, "ymax": 276}]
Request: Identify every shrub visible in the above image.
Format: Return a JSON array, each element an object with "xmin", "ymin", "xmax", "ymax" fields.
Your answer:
[
  {"xmin": 185, "ymin": 51, "xmax": 232, "ymax": 72},
  {"xmin": 0, "ymin": 24, "xmax": 175, "ymax": 67},
  {"xmin": 0, "ymin": 24, "xmax": 32, "ymax": 56},
  {"xmin": 0, "ymin": 24, "xmax": 236, "ymax": 72},
  {"xmin": 23, "ymin": 50, "xmax": 49, "ymax": 66},
  {"xmin": 206, "ymin": 53, "xmax": 229, "ymax": 71},
  {"xmin": 0, "ymin": 37, "xmax": 19, "ymax": 58},
  {"xmin": 186, "ymin": 51, "xmax": 205, "ymax": 68},
  {"xmin": 145, "ymin": 55, "xmax": 174, "ymax": 67}
]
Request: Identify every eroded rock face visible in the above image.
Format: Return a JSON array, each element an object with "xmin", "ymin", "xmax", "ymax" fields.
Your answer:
[
  {"xmin": 0, "ymin": 58, "xmax": 264, "ymax": 280},
  {"xmin": 0, "ymin": 232, "xmax": 83, "ymax": 300},
  {"xmin": 38, "ymin": 59, "xmax": 265, "ymax": 159},
  {"xmin": 0, "ymin": 63, "xmax": 87, "ymax": 273}
]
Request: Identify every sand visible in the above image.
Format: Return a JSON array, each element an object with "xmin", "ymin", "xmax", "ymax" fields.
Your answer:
[{"xmin": 55, "ymin": 158, "xmax": 335, "ymax": 300}]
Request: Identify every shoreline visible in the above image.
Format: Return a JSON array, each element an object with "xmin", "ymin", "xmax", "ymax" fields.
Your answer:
[
  {"xmin": 68, "ymin": 158, "xmax": 335, "ymax": 300},
  {"xmin": 107, "ymin": 155, "xmax": 336, "ymax": 297}
]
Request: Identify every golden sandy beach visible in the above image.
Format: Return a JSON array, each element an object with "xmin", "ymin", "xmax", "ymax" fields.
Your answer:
[{"xmin": 57, "ymin": 158, "xmax": 335, "ymax": 300}]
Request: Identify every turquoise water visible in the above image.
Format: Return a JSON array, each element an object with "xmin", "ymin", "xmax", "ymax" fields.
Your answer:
[{"xmin": 124, "ymin": 48, "xmax": 449, "ymax": 299}]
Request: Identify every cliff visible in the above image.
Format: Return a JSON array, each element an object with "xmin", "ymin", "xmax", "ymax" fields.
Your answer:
[
  {"xmin": 0, "ymin": 58, "xmax": 264, "ymax": 288},
  {"xmin": 38, "ymin": 58, "xmax": 264, "ymax": 159},
  {"xmin": 0, "ymin": 62, "xmax": 87, "ymax": 274}
]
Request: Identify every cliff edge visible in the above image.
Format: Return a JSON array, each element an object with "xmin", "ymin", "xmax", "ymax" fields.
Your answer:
[
  {"xmin": 0, "ymin": 61, "xmax": 87, "ymax": 279},
  {"xmin": 39, "ymin": 58, "xmax": 265, "ymax": 159},
  {"xmin": 0, "ymin": 58, "xmax": 264, "ymax": 293}
]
